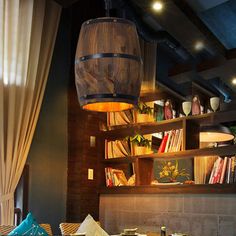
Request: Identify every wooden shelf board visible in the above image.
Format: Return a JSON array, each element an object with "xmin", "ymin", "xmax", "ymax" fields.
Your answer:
[
  {"xmin": 140, "ymin": 91, "xmax": 168, "ymax": 102},
  {"xmin": 103, "ymin": 144, "xmax": 236, "ymax": 162},
  {"xmin": 102, "ymin": 109, "xmax": 236, "ymax": 140},
  {"xmin": 185, "ymin": 109, "xmax": 236, "ymax": 125},
  {"xmin": 139, "ymin": 88, "xmax": 185, "ymax": 102},
  {"xmin": 102, "ymin": 157, "xmax": 135, "ymax": 163},
  {"xmin": 100, "ymin": 184, "xmax": 236, "ymax": 194},
  {"xmin": 102, "ymin": 118, "xmax": 183, "ymax": 140}
]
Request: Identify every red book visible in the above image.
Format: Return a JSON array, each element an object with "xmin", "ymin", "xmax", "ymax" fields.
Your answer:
[
  {"xmin": 209, "ymin": 158, "xmax": 219, "ymax": 184},
  {"xmin": 105, "ymin": 167, "xmax": 113, "ymax": 187},
  {"xmin": 214, "ymin": 158, "xmax": 223, "ymax": 184},
  {"xmin": 220, "ymin": 157, "xmax": 228, "ymax": 184},
  {"xmin": 158, "ymin": 133, "xmax": 169, "ymax": 153}
]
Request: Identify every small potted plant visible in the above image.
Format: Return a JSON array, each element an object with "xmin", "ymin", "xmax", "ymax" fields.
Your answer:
[
  {"xmin": 136, "ymin": 102, "xmax": 154, "ymax": 123},
  {"xmin": 127, "ymin": 134, "xmax": 152, "ymax": 156}
]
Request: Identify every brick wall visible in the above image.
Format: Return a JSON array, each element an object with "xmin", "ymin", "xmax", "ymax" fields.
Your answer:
[{"xmin": 100, "ymin": 194, "xmax": 236, "ymax": 236}]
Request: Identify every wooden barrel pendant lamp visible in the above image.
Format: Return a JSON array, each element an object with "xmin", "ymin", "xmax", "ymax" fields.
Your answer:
[{"xmin": 75, "ymin": 15, "xmax": 143, "ymax": 112}]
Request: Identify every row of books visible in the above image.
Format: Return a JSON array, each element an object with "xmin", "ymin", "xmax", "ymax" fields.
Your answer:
[
  {"xmin": 107, "ymin": 110, "xmax": 134, "ymax": 126},
  {"xmin": 105, "ymin": 167, "xmax": 128, "ymax": 187},
  {"xmin": 105, "ymin": 140, "xmax": 130, "ymax": 159},
  {"xmin": 209, "ymin": 156, "xmax": 236, "ymax": 184},
  {"xmin": 107, "ymin": 102, "xmax": 154, "ymax": 127},
  {"xmin": 158, "ymin": 129, "xmax": 183, "ymax": 153}
]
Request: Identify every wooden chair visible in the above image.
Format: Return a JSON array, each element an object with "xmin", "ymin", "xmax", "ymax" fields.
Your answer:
[
  {"xmin": 0, "ymin": 224, "xmax": 53, "ymax": 235},
  {"xmin": 59, "ymin": 222, "xmax": 101, "ymax": 235},
  {"xmin": 0, "ymin": 225, "xmax": 15, "ymax": 235},
  {"xmin": 59, "ymin": 223, "xmax": 81, "ymax": 235},
  {"xmin": 40, "ymin": 224, "xmax": 53, "ymax": 235}
]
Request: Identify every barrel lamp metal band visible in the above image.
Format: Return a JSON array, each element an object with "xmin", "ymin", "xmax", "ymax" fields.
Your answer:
[
  {"xmin": 75, "ymin": 53, "xmax": 142, "ymax": 64},
  {"xmin": 79, "ymin": 93, "xmax": 138, "ymax": 102},
  {"xmin": 84, "ymin": 18, "xmax": 135, "ymax": 26}
]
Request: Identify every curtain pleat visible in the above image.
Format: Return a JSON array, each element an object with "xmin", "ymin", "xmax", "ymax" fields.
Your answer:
[{"xmin": 0, "ymin": 0, "xmax": 61, "ymax": 225}]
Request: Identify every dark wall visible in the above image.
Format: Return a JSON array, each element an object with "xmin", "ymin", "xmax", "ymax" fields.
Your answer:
[
  {"xmin": 27, "ymin": 0, "xmax": 106, "ymax": 230},
  {"xmin": 27, "ymin": 9, "xmax": 70, "ymax": 234},
  {"xmin": 67, "ymin": 88, "xmax": 105, "ymax": 222},
  {"xmin": 66, "ymin": 0, "xmax": 106, "ymax": 222}
]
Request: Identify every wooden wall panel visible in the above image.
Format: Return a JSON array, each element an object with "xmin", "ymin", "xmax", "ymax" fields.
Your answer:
[
  {"xmin": 67, "ymin": 0, "xmax": 108, "ymax": 222},
  {"xmin": 67, "ymin": 85, "xmax": 106, "ymax": 222}
]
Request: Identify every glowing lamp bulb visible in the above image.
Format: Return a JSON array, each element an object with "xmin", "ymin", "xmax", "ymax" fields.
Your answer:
[
  {"xmin": 153, "ymin": 1, "xmax": 163, "ymax": 11},
  {"xmin": 232, "ymin": 78, "xmax": 236, "ymax": 85}
]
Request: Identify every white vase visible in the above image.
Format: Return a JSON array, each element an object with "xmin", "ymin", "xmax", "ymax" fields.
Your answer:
[
  {"xmin": 182, "ymin": 101, "xmax": 192, "ymax": 116},
  {"xmin": 210, "ymin": 97, "xmax": 220, "ymax": 112}
]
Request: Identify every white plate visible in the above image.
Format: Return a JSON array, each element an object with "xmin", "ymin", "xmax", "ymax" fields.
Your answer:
[
  {"xmin": 153, "ymin": 182, "xmax": 181, "ymax": 185},
  {"xmin": 120, "ymin": 233, "xmax": 138, "ymax": 236}
]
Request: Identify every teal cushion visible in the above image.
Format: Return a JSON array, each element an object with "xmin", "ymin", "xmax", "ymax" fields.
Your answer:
[{"xmin": 9, "ymin": 212, "xmax": 48, "ymax": 236}]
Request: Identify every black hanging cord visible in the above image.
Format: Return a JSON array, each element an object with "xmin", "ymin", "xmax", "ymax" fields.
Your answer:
[{"xmin": 104, "ymin": 0, "xmax": 111, "ymax": 17}]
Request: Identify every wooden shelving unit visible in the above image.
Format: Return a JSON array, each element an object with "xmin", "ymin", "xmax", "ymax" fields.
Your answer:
[
  {"xmin": 101, "ymin": 118, "xmax": 183, "ymax": 140},
  {"xmin": 101, "ymin": 107, "xmax": 236, "ymax": 194},
  {"xmin": 100, "ymin": 184, "xmax": 236, "ymax": 194},
  {"xmin": 101, "ymin": 109, "xmax": 236, "ymax": 140},
  {"xmin": 103, "ymin": 144, "xmax": 236, "ymax": 162}
]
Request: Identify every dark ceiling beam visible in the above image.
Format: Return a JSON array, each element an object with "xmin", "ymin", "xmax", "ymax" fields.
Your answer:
[
  {"xmin": 169, "ymin": 57, "xmax": 225, "ymax": 76},
  {"xmin": 173, "ymin": 0, "xmax": 227, "ymax": 57},
  {"xmin": 192, "ymin": 81, "xmax": 217, "ymax": 97},
  {"xmin": 54, "ymin": 0, "xmax": 80, "ymax": 8},
  {"xmin": 156, "ymin": 82, "xmax": 186, "ymax": 101},
  {"xmin": 196, "ymin": 57, "xmax": 225, "ymax": 72},
  {"xmin": 168, "ymin": 63, "xmax": 193, "ymax": 76},
  {"xmin": 226, "ymin": 48, "xmax": 236, "ymax": 60},
  {"xmin": 169, "ymin": 48, "xmax": 236, "ymax": 76}
]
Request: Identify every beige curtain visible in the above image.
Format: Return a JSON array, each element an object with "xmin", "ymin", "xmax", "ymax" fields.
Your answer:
[{"xmin": 0, "ymin": 0, "xmax": 61, "ymax": 225}]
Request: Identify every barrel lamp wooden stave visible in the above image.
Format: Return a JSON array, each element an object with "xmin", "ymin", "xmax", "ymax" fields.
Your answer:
[{"xmin": 75, "ymin": 17, "xmax": 143, "ymax": 112}]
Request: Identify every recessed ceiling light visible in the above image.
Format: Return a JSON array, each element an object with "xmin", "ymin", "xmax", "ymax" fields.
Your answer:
[
  {"xmin": 232, "ymin": 77, "xmax": 236, "ymax": 85},
  {"xmin": 194, "ymin": 41, "xmax": 204, "ymax": 51},
  {"xmin": 152, "ymin": 1, "xmax": 163, "ymax": 11}
]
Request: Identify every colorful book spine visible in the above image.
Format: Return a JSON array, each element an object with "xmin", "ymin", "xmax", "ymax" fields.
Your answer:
[
  {"xmin": 168, "ymin": 130, "xmax": 176, "ymax": 152},
  {"xmin": 230, "ymin": 156, "xmax": 235, "ymax": 184},
  {"xmin": 158, "ymin": 132, "xmax": 169, "ymax": 153},
  {"xmin": 219, "ymin": 157, "xmax": 228, "ymax": 184},
  {"xmin": 105, "ymin": 167, "xmax": 113, "ymax": 187},
  {"xmin": 164, "ymin": 131, "xmax": 172, "ymax": 153},
  {"xmin": 226, "ymin": 158, "xmax": 232, "ymax": 184},
  {"xmin": 209, "ymin": 157, "xmax": 221, "ymax": 184},
  {"xmin": 215, "ymin": 158, "xmax": 223, "ymax": 183}
]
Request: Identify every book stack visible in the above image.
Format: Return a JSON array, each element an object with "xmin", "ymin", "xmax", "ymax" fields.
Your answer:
[
  {"xmin": 105, "ymin": 140, "xmax": 130, "ymax": 159},
  {"xmin": 209, "ymin": 156, "xmax": 236, "ymax": 184},
  {"xmin": 107, "ymin": 110, "xmax": 134, "ymax": 126},
  {"xmin": 158, "ymin": 129, "xmax": 183, "ymax": 153},
  {"xmin": 105, "ymin": 167, "xmax": 128, "ymax": 187}
]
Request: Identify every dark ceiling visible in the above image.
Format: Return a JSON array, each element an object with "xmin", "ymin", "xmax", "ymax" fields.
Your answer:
[
  {"xmin": 55, "ymin": 0, "xmax": 236, "ymax": 103},
  {"xmin": 189, "ymin": 0, "xmax": 236, "ymax": 49}
]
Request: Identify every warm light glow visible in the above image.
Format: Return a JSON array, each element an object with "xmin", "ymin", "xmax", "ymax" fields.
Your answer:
[
  {"xmin": 83, "ymin": 102, "xmax": 134, "ymax": 112},
  {"xmin": 152, "ymin": 1, "xmax": 163, "ymax": 11},
  {"xmin": 232, "ymin": 77, "xmax": 236, "ymax": 85},
  {"xmin": 194, "ymin": 41, "xmax": 204, "ymax": 51},
  {"xmin": 200, "ymin": 132, "xmax": 234, "ymax": 142}
]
